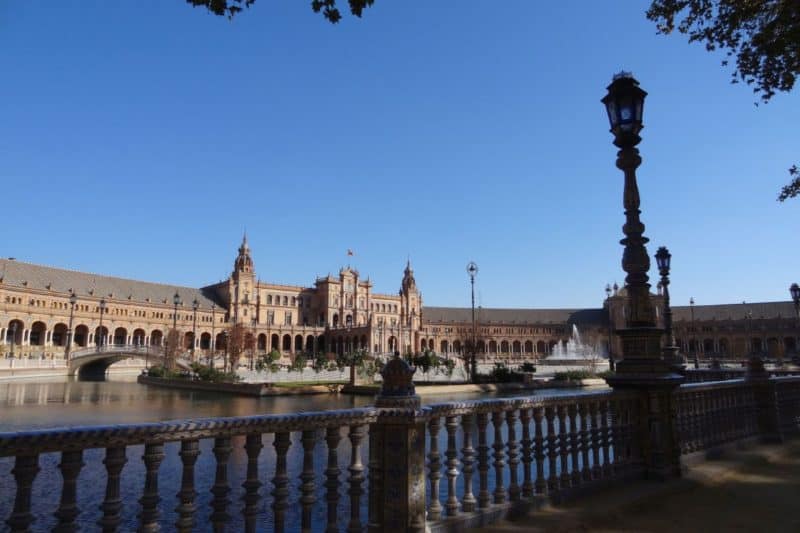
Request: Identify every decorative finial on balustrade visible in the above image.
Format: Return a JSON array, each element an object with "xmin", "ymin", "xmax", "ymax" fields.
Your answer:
[{"xmin": 375, "ymin": 351, "xmax": 420, "ymax": 408}]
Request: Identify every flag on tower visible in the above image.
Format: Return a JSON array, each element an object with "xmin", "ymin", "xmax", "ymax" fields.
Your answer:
[{"xmin": 347, "ymin": 249, "xmax": 354, "ymax": 256}]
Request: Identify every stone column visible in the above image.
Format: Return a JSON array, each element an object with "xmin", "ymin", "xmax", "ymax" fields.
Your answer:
[
  {"xmin": 746, "ymin": 356, "xmax": 783, "ymax": 443},
  {"xmin": 368, "ymin": 355, "xmax": 426, "ymax": 532}
]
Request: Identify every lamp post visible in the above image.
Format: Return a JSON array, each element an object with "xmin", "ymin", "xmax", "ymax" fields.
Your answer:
[
  {"xmin": 98, "ymin": 298, "xmax": 107, "ymax": 351},
  {"xmin": 223, "ymin": 330, "xmax": 230, "ymax": 373},
  {"xmin": 66, "ymin": 291, "xmax": 77, "ymax": 361},
  {"xmin": 210, "ymin": 303, "xmax": 216, "ymax": 369},
  {"xmin": 191, "ymin": 299, "xmax": 198, "ymax": 362},
  {"xmin": 655, "ymin": 247, "xmax": 683, "ymax": 369},
  {"xmin": 790, "ymin": 283, "xmax": 800, "ymax": 359},
  {"xmin": 689, "ymin": 297, "xmax": 698, "ymax": 368},
  {"xmin": 601, "ymin": 72, "xmax": 676, "ymax": 382},
  {"xmin": 9, "ymin": 322, "xmax": 17, "ymax": 359},
  {"xmin": 605, "ymin": 283, "xmax": 615, "ymax": 371},
  {"xmin": 467, "ymin": 261, "xmax": 478, "ymax": 383}
]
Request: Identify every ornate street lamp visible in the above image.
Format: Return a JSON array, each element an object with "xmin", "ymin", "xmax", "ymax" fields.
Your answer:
[
  {"xmin": 605, "ymin": 284, "xmax": 615, "ymax": 371},
  {"xmin": 601, "ymin": 72, "xmax": 678, "ymax": 384},
  {"xmin": 172, "ymin": 292, "xmax": 180, "ymax": 331},
  {"xmin": 655, "ymin": 247, "xmax": 683, "ymax": 369},
  {"xmin": 467, "ymin": 261, "xmax": 479, "ymax": 383},
  {"xmin": 98, "ymin": 298, "xmax": 107, "ymax": 350},
  {"xmin": 790, "ymin": 283, "xmax": 800, "ymax": 320},
  {"xmin": 65, "ymin": 291, "xmax": 77, "ymax": 360},
  {"xmin": 191, "ymin": 298, "xmax": 198, "ymax": 362}
]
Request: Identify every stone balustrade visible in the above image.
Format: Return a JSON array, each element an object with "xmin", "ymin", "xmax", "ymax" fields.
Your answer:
[{"xmin": 1, "ymin": 371, "xmax": 800, "ymax": 531}]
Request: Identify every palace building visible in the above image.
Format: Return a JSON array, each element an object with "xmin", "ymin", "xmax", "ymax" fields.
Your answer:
[{"xmin": 1, "ymin": 237, "xmax": 798, "ymax": 362}]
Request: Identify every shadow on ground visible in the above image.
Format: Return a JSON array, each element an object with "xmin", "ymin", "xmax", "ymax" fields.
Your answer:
[{"xmin": 469, "ymin": 441, "xmax": 800, "ymax": 533}]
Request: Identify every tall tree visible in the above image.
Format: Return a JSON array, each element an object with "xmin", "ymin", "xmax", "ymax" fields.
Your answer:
[
  {"xmin": 165, "ymin": 328, "xmax": 182, "ymax": 370},
  {"xmin": 646, "ymin": 1, "xmax": 800, "ymax": 200}
]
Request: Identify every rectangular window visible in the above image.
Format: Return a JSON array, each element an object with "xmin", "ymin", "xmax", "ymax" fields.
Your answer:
[{"xmin": 285, "ymin": 312, "xmax": 292, "ymax": 326}]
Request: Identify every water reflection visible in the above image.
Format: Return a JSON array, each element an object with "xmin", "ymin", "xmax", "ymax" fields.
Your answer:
[{"xmin": 0, "ymin": 377, "xmax": 601, "ymax": 432}]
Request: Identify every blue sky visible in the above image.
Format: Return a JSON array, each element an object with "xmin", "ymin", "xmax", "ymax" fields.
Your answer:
[{"xmin": 1, "ymin": 1, "xmax": 797, "ymax": 309}]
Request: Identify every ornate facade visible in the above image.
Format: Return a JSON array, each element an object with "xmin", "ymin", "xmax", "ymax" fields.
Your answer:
[{"xmin": 1, "ymin": 237, "xmax": 798, "ymax": 362}]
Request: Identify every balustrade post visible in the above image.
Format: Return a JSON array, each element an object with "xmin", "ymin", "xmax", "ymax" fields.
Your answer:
[
  {"xmin": 506, "ymin": 409, "xmax": 520, "ymax": 502},
  {"xmin": 426, "ymin": 416, "xmax": 443, "ymax": 520},
  {"xmin": 326, "ymin": 427, "xmax": 343, "ymax": 533},
  {"xmin": 475, "ymin": 412, "xmax": 491, "ymax": 509},
  {"xmin": 460, "ymin": 413, "xmax": 477, "ymax": 512},
  {"xmin": 139, "ymin": 442, "xmax": 165, "ymax": 532},
  {"xmin": 242, "ymin": 434, "xmax": 262, "ymax": 533},
  {"xmin": 533, "ymin": 406, "xmax": 546, "ymax": 495},
  {"xmin": 99, "ymin": 446, "xmax": 127, "ymax": 532},
  {"xmin": 300, "ymin": 429, "xmax": 317, "ymax": 533},
  {"xmin": 491, "ymin": 410, "xmax": 506, "ymax": 504},
  {"xmin": 606, "ymin": 370, "xmax": 683, "ymax": 480},
  {"xmin": 271, "ymin": 432, "xmax": 290, "ymax": 533},
  {"xmin": 176, "ymin": 439, "xmax": 200, "ymax": 532},
  {"xmin": 444, "ymin": 415, "xmax": 460, "ymax": 516},
  {"xmin": 55, "ymin": 449, "xmax": 84, "ymax": 532},
  {"xmin": 519, "ymin": 407, "xmax": 534, "ymax": 498},
  {"xmin": 747, "ymin": 357, "xmax": 784, "ymax": 443},
  {"xmin": 368, "ymin": 355, "xmax": 426, "ymax": 532},
  {"xmin": 6, "ymin": 454, "xmax": 40, "ymax": 533}
]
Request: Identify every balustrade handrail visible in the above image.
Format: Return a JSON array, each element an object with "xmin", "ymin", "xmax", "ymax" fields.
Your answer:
[
  {"xmin": 0, "ymin": 407, "xmax": 379, "ymax": 457},
  {"xmin": 423, "ymin": 389, "xmax": 621, "ymax": 419},
  {"xmin": 678, "ymin": 377, "xmax": 749, "ymax": 392}
]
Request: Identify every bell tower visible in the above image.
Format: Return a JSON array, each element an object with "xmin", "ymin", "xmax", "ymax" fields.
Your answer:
[
  {"xmin": 230, "ymin": 233, "xmax": 256, "ymax": 324},
  {"xmin": 399, "ymin": 260, "xmax": 422, "ymax": 350}
]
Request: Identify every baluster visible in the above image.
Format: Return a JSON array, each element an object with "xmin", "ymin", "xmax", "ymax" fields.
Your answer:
[
  {"xmin": 211, "ymin": 436, "xmax": 232, "ymax": 532},
  {"xmin": 491, "ymin": 410, "xmax": 506, "ymax": 504},
  {"xmin": 54, "ymin": 449, "xmax": 84, "ymax": 532},
  {"xmin": 99, "ymin": 446, "xmax": 127, "ymax": 532},
  {"xmin": 325, "ymin": 427, "xmax": 342, "ymax": 533},
  {"xmin": 589, "ymin": 401, "xmax": 601, "ymax": 480},
  {"xmin": 242, "ymin": 434, "xmax": 262, "ymax": 533},
  {"xmin": 600, "ymin": 400, "xmax": 612, "ymax": 478},
  {"xmin": 176, "ymin": 439, "xmax": 200, "ymax": 532},
  {"xmin": 568, "ymin": 404, "xmax": 581, "ymax": 487},
  {"xmin": 460, "ymin": 413, "xmax": 477, "ymax": 512},
  {"xmin": 476, "ymin": 412, "xmax": 490, "ymax": 508},
  {"xmin": 557, "ymin": 405, "xmax": 570, "ymax": 489},
  {"xmin": 347, "ymin": 424, "xmax": 366, "ymax": 533},
  {"xmin": 610, "ymin": 398, "xmax": 624, "ymax": 474},
  {"xmin": 6, "ymin": 454, "xmax": 40, "ymax": 532},
  {"xmin": 533, "ymin": 407, "xmax": 546, "ymax": 495},
  {"xmin": 519, "ymin": 407, "xmax": 534, "ymax": 498},
  {"xmin": 506, "ymin": 409, "xmax": 520, "ymax": 502},
  {"xmin": 545, "ymin": 406, "xmax": 559, "ymax": 493},
  {"xmin": 427, "ymin": 416, "xmax": 443, "ymax": 520},
  {"xmin": 300, "ymin": 429, "xmax": 317, "ymax": 532},
  {"xmin": 578, "ymin": 402, "xmax": 591, "ymax": 482},
  {"xmin": 271, "ymin": 432, "xmax": 291, "ymax": 533},
  {"xmin": 139, "ymin": 442, "xmax": 165, "ymax": 532},
  {"xmin": 690, "ymin": 392, "xmax": 700, "ymax": 453},
  {"xmin": 445, "ymin": 415, "xmax": 460, "ymax": 516}
]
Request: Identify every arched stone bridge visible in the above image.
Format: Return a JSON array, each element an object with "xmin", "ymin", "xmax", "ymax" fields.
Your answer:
[{"xmin": 68, "ymin": 345, "xmax": 192, "ymax": 378}]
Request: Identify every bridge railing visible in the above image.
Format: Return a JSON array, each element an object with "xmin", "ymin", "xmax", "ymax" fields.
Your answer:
[{"xmin": 69, "ymin": 345, "xmax": 164, "ymax": 359}]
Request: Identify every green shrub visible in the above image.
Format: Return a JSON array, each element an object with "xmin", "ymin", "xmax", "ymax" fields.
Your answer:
[
  {"xmin": 289, "ymin": 355, "xmax": 307, "ymax": 372},
  {"xmin": 519, "ymin": 362, "xmax": 537, "ymax": 373},
  {"xmin": 552, "ymin": 370, "xmax": 596, "ymax": 381}
]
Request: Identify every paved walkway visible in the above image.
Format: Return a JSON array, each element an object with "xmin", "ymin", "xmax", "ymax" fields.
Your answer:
[{"xmin": 470, "ymin": 440, "xmax": 800, "ymax": 533}]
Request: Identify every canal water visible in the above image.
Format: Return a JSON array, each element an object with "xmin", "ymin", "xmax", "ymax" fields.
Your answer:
[{"xmin": 0, "ymin": 377, "xmax": 599, "ymax": 531}]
